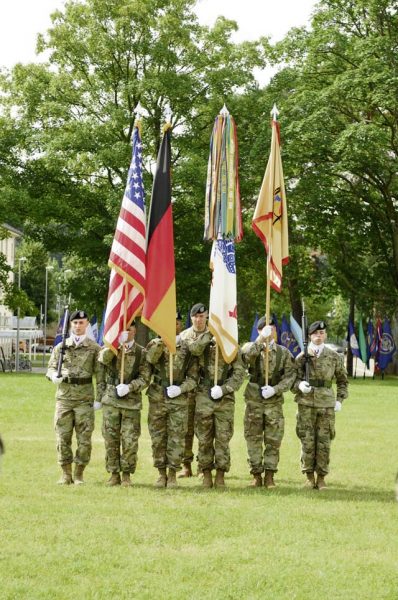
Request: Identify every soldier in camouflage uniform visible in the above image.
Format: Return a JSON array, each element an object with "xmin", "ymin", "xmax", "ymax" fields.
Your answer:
[
  {"xmin": 178, "ymin": 302, "xmax": 208, "ymax": 478},
  {"xmin": 98, "ymin": 321, "xmax": 151, "ymax": 487},
  {"xmin": 47, "ymin": 310, "xmax": 103, "ymax": 485},
  {"xmin": 146, "ymin": 333, "xmax": 198, "ymax": 488},
  {"xmin": 294, "ymin": 320, "xmax": 348, "ymax": 490},
  {"xmin": 187, "ymin": 330, "xmax": 245, "ymax": 489},
  {"xmin": 242, "ymin": 316, "xmax": 296, "ymax": 488}
]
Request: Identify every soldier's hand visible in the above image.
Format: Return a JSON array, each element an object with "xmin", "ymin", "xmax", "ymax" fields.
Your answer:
[
  {"xmin": 210, "ymin": 385, "xmax": 223, "ymax": 400},
  {"xmin": 166, "ymin": 385, "xmax": 182, "ymax": 398},
  {"xmin": 259, "ymin": 325, "xmax": 272, "ymax": 341},
  {"xmin": 334, "ymin": 400, "xmax": 342, "ymax": 412},
  {"xmin": 261, "ymin": 385, "xmax": 275, "ymax": 399},
  {"xmin": 118, "ymin": 331, "xmax": 129, "ymax": 344},
  {"xmin": 51, "ymin": 374, "xmax": 63, "ymax": 384},
  {"xmin": 299, "ymin": 381, "xmax": 312, "ymax": 394},
  {"xmin": 116, "ymin": 383, "xmax": 130, "ymax": 397},
  {"xmin": 94, "ymin": 401, "xmax": 103, "ymax": 411}
]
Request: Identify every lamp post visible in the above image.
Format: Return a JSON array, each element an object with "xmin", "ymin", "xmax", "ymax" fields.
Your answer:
[
  {"xmin": 15, "ymin": 256, "xmax": 27, "ymax": 372},
  {"xmin": 42, "ymin": 265, "xmax": 54, "ymax": 367}
]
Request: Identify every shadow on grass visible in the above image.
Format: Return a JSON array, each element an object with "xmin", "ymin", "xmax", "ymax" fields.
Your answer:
[{"xmin": 90, "ymin": 477, "xmax": 394, "ymax": 503}]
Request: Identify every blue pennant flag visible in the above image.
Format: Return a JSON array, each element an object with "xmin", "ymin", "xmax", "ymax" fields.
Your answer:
[
  {"xmin": 280, "ymin": 314, "xmax": 301, "ymax": 357},
  {"xmin": 348, "ymin": 319, "xmax": 361, "ymax": 358},
  {"xmin": 97, "ymin": 308, "xmax": 106, "ymax": 346},
  {"xmin": 272, "ymin": 313, "xmax": 281, "ymax": 344},
  {"xmin": 185, "ymin": 310, "xmax": 192, "ymax": 331},
  {"xmin": 250, "ymin": 313, "xmax": 259, "ymax": 341},
  {"xmin": 378, "ymin": 318, "xmax": 396, "ymax": 371},
  {"xmin": 290, "ymin": 314, "xmax": 304, "ymax": 352},
  {"xmin": 87, "ymin": 314, "xmax": 98, "ymax": 342},
  {"xmin": 54, "ymin": 314, "xmax": 67, "ymax": 347}
]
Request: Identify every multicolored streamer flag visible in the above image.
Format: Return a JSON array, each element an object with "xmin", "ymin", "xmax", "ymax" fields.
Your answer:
[
  {"xmin": 208, "ymin": 238, "xmax": 238, "ymax": 363},
  {"xmin": 252, "ymin": 110, "xmax": 289, "ymax": 292},
  {"xmin": 104, "ymin": 123, "xmax": 146, "ymax": 352},
  {"xmin": 204, "ymin": 111, "xmax": 242, "ymax": 241},
  {"xmin": 141, "ymin": 125, "xmax": 176, "ymax": 354}
]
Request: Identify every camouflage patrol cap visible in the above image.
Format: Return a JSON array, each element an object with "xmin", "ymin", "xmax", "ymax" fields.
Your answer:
[
  {"xmin": 190, "ymin": 303, "xmax": 207, "ymax": 317},
  {"xmin": 308, "ymin": 320, "xmax": 327, "ymax": 335},
  {"xmin": 70, "ymin": 310, "xmax": 89, "ymax": 321},
  {"xmin": 257, "ymin": 315, "xmax": 276, "ymax": 330}
]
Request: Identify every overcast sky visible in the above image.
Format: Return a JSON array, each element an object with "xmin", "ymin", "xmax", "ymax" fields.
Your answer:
[{"xmin": 0, "ymin": 0, "xmax": 316, "ymax": 80}]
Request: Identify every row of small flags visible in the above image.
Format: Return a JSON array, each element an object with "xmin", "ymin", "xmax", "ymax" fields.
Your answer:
[{"xmin": 348, "ymin": 317, "xmax": 396, "ymax": 372}]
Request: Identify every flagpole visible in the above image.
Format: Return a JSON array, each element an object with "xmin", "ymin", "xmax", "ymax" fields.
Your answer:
[
  {"xmin": 214, "ymin": 343, "xmax": 219, "ymax": 386},
  {"xmin": 264, "ymin": 247, "xmax": 272, "ymax": 386},
  {"xmin": 120, "ymin": 277, "xmax": 128, "ymax": 384}
]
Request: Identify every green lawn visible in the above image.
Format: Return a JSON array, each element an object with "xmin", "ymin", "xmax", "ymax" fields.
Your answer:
[{"xmin": 0, "ymin": 374, "xmax": 397, "ymax": 599}]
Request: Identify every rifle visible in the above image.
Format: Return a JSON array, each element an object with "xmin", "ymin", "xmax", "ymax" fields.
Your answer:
[
  {"xmin": 56, "ymin": 298, "xmax": 71, "ymax": 378},
  {"xmin": 301, "ymin": 300, "xmax": 310, "ymax": 383}
]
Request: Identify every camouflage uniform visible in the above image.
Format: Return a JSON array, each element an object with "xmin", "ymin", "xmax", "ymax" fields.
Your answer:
[
  {"xmin": 294, "ymin": 347, "xmax": 348, "ymax": 476},
  {"xmin": 98, "ymin": 343, "xmax": 151, "ymax": 475},
  {"xmin": 47, "ymin": 337, "xmax": 103, "ymax": 467},
  {"xmin": 242, "ymin": 340, "xmax": 296, "ymax": 474},
  {"xmin": 146, "ymin": 338, "xmax": 198, "ymax": 471},
  {"xmin": 179, "ymin": 325, "xmax": 207, "ymax": 467},
  {"xmin": 187, "ymin": 331, "xmax": 245, "ymax": 473}
]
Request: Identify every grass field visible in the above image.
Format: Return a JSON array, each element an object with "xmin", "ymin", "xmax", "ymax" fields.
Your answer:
[{"xmin": 0, "ymin": 374, "xmax": 397, "ymax": 599}]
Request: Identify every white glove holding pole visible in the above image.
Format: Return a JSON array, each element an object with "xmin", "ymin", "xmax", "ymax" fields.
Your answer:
[
  {"xmin": 334, "ymin": 400, "xmax": 342, "ymax": 412},
  {"xmin": 118, "ymin": 331, "xmax": 129, "ymax": 344},
  {"xmin": 210, "ymin": 385, "xmax": 223, "ymax": 400},
  {"xmin": 299, "ymin": 381, "xmax": 312, "ymax": 394},
  {"xmin": 116, "ymin": 383, "xmax": 130, "ymax": 397},
  {"xmin": 259, "ymin": 325, "xmax": 273, "ymax": 340},
  {"xmin": 166, "ymin": 385, "xmax": 182, "ymax": 398},
  {"xmin": 261, "ymin": 385, "xmax": 275, "ymax": 399},
  {"xmin": 51, "ymin": 374, "xmax": 63, "ymax": 384}
]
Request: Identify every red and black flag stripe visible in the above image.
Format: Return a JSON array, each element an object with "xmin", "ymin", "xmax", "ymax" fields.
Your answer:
[{"xmin": 141, "ymin": 125, "xmax": 176, "ymax": 353}]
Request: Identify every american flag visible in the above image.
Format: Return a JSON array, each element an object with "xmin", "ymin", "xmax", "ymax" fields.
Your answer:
[{"xmin": 103, "ymin": 125, "xmax": 146, "ymax": 352}]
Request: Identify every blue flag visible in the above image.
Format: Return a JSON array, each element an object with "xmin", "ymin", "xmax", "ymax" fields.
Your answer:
[
  {"xmin": 348, "ymin": 320, "xmax": 361, "ymax": 358},
  {"xmin": 97, "ymin": 308, "xmax": 106, "ymax": 346},
  {"xmin": 378, "ymin": 318, "xmax": 396, "ymax": 371},
  {"xmin": 87, "ymin": 314, "xmax": 98, "ymax": 342},
  {"xmin": 185, "ymin": 310, "xmax": 192, "ymax": 331},
  {"xmin": 54, "ymin": 314, "xmax": 67, "ymax": 347},
  {"xmin": 250, "ymin": 313, "xmax": 259, "ymax": 341},
  {"xmin": 272, "ymin": 313, "xmax": 281, "ymax": 344},
  {"xmin": 280, "ymin": 315, "xmax": 301, "ymax": 357},
  {"xmin": 290, "ymin": 314, "xmax": 304, "ymax": 352}
]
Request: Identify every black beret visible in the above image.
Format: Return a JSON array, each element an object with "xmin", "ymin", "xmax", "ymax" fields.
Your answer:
[
  {"xmin": 176, "ymin": 310, "xmax": 182, "ymax": 321},
  {"xmin": 128, "ymin": 319, "xmax": 136, "ymax": 328},
  {"xmin": 308, "ymin": 320, "xmax": 327, "ymax": 335},
  {"xmin": 70, "ymin": 310, "xmax": 89, "ymax": 321},
  {"xmin": 257, "ymin": 315, "xmax": 276, "ymax": 330},
  {"xmin": 190, "ymin": 303, "xmax": 207, "ymax": 317}
]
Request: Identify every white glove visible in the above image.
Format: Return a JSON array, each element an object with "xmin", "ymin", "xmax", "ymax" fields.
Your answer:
[
  {"xmin": 299, "ymin": 381, "xmax": 312, "ymax": 394},
  {"xmin": 51, "ymin": 374, "xmax": 63, "ymax": 384},
  {"xmin": 210, "ymin": 385, "xmax": 223, "ymax": 400},
  {"xmin": 166, "ymin": 385, "xmax": 182, "ymax": 398},
  {"xmin": 259, "ymin": 325, "xmax": 273, "ymax": 340},
  {"xmin": 335, "ymin": 400, "xmax": 342, "ymax": 412},
  {"xmin": 94, "ymin": 401, "xmax": 102, "ymax": 411},
  {"xmin": 116, "ymin": 383, "xmax": 130, "ymax": 397},
  {"xmin": 118, "ymin": 331, "xmax": 129, "ymax": 344},
  {"xmin": 261, "ymin": 385, "xmax": 275, "ymax": 399}
]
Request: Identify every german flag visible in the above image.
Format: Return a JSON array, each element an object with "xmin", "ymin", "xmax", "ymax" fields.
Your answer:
[{"xmin": 141, "ymin": 125, "xmax": 176, "ymax": 354}]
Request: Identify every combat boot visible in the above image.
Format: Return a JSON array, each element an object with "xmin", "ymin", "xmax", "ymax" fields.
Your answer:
[
  {"xmin": 264, "ymin": 470, "xmax": 276, "ymax": 489},
  {"xmin": 178, "ymin": 463, "xmax": 192, "ymax": 478},
  {"xmin": 316, "ymin": 474, "xmax": 327, "ymax": 490},
  {"xmin": 57, "ymin": 463, "xmax": 73, "ymax": 485},
  {"xmin": 250, "ymin": 473, "xmax": 263, "ymax": 487},
  {"xmin": 304, "ymin": 472, "xmax": 316, "ymax": 489},
  {"xmin": 155, "ymin": 468, "xmax": 167, "ymax": 488},
  {"xmin": 167, "ymin": 468, "xmax": 178, "ymax": 488},
  {"xmin": 74, "ymin": 464, "xmax": 85, "ymax": 485},
  {"xmin": 106, "ymin": 472, "xmax": 121, "ymax": 486},
  {"xmin": 202, "ymin": 469, "xmax": 213, "ymax": 488},
  {"xmin": 214, "ymin": 469, "xmax": 226, "ymax": 489},
  {"xmin": 121, "ymin": 472, "xmax": 132, "ymax": 487}
]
